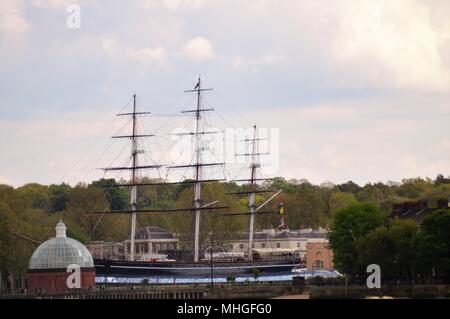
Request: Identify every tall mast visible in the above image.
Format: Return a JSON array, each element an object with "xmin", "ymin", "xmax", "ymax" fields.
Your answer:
[
  {"xmin": 247, "ymin": 125, "xmax": 258, "ymax": 260},
  {"xmin": 226, "ymin": 125, "xmax": 276, "ymax": 260},
  {"xmin": 129, "ymin": 94, "xmax": 138, "ymax": 262},
  {"xmin": 99, "ymin": 94, "xmax": 156, "ymax": 262},
  {"xmin": 193, "ymin": 78, "xmax": 202, "ymax": 263},
  {"xmin": 174, "ymin": 77, "xmax": 223, "ymax": 262}
]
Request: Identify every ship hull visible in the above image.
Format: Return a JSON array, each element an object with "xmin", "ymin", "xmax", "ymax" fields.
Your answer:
[{"xmin": 94, "ymin": 259, "xmax": 299, "ymax": 278}]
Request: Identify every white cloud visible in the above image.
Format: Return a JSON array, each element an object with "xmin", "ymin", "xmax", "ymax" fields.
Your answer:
[
  {"xmin": 204, "ymin": 0, "xmax": 450, "ymax": 92},
  {"xmin": 329, "ymin": 0, "xmax": 450, "ymax": 91},
  {"xmin": 31, "ymin": 0, "xmax": 72, "ymax": 8},
  {"xmin": 231, "ymin": 54, "xmax": 287, "ymax": 68},
  {"xmin": 253, "ymin": 97, "xmax": 450, "ymax": 184},
  {"xmin": 181, "ymin": 36, "xmax": 215, "ymax": 60},
  {"xmin": 102, "ymin": 37, "xmax": 168, "ymax": 69},
  {"xmin": 139, "ymin": 0, "xmax": 206, "ymax": 12},
  {"xmin": 0, "ymin": 0, "xmax": 30, "ymax": 36}
]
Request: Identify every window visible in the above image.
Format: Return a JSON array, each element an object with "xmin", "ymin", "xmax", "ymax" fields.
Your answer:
[
  {"xmin": 169, "ymin": 244, "xmax": 173, "ymax": 250},
  {"xmin": 276, "ymin": 243, "xmax": 281, "ymax": 248},
  {"xmin": 156, "ymin": 244, "xmax": 160, "ymax": 252},
  {"xmin": 297, "ymin": 242, "xmax": 300, "ymax": 248},
  {"xmin": 314, "ymin": 260, "xmax": 324, "ymax": 268},
  {"xmin": 239, "ymin": 244, "xmax": 244, "ymax": 249},
  {"xmin": 262, "ymin": 243, "xmax": 266, "ymax": 248},
  {"xmin": 252, "ymin": 244, "xmax": 255, "ymax": 248},
  {"xmin": 162, "ymin": 244, "xmax": 167, "ymax": 251}
]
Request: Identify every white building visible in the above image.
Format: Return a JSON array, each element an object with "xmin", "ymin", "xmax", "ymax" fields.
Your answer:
[
  {"xmin": 87, "ymin": 226, "xmax": 178, "ymax": 261},
  {"xmin": 228, "ymin": 228, "xmax": 328, "ymax": 259}
]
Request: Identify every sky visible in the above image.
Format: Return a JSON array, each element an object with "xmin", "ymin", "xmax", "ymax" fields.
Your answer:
[{"xmin": 0, "ymin": 0, "xmax": 449, "ymax": 187}]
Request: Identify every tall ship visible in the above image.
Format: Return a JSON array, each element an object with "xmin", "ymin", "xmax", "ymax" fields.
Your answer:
[{"xmin": 91, "ymin": 78, "xmax": 300, "ymax": 278}]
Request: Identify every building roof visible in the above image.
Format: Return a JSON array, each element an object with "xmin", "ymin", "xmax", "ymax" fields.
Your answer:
[
  {"xmin": 234, "ymin": 229, "xmax": 328, "ymax": 241},
  {"xmin": 391, "ymin": 199, "xmax": 449, "ymax": 224},
  {"xmin": 135, "ymin": 226, "xmax": 175, "ymax": 240},
  {"xmin": 253, "ymin": 247, "xmax": 300, "ymax": 254},
  {"xmin": 29, "ymin": 221, "xmax": 93, "ymax": 270}
]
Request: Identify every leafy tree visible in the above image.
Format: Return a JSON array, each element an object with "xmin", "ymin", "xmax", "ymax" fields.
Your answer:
[
  {"xmin": 91, "ymin": 178, "xmax": 128, "ymax": 210},
  {"xmin": 48, "ymin": 183, "xmax": 71, "ymax": 213},
  {"xmin": 270, "ymin": 177, "xmax": 295, "ymax": 193},
  {"xmin": 396, "ymin": 178, "xmax": 433, "ymax": 199},
  {"xmin": 327, "ymin": 191, "xmax": 358, "ymax": 219},
  {"xmin": 328, "ymin": 203, "xmax": 385, "ymax": 276},
  {"xmin": 337, "ymin": 181, "xmax": 361, "ymax": 194},
  {"xmin": 357, "ymin": 219, "xmax": 417, "ymax": 281},
  {"xmin": 16, "ymin": 183, "xmax": 50, "ymax": 210},
  {"xmin": 413, "ymin": 209, "xmax": 450, "ymax": 280}
]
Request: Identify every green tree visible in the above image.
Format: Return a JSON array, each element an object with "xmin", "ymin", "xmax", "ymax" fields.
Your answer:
[
  {"xmin": 396, "ymin": 178, "xmax": 433, "ymax": 199},
  {"xmin": 357, "ymin": 219, "xmax": 417, "ymax": 281},
  {"xmin": 48, "ymin": 183, "xmax": 71, "ymax": 213},
  {"xmin": 91, "ymin": 178, "xmax": 129, "ymax": 210},
  {"xmin": 16, "ymin": 183, "xmax": 50, "ymax": 210},
  {"xmin": 337, "ymin": 181, "xmax": 361, "ymax": 194},
  {"xmin": 413, "ymin": 209, "xmax": 450, "ymax": 279},
  {"xmin": 328, "ymin": 191, "xmax": 357, "ymax": 218},
  {"xmin": 328, "ymin": 203, "xmax": 385, "ymax": 276}
]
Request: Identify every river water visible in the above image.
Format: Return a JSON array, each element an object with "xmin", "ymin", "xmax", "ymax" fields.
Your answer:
[{"xmin": 96, "ymin": 269, "xmax": 342, "ymax": 285}]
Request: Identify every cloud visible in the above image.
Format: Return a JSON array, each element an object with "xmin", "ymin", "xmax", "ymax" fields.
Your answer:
[
  {"xmin": 101, "ymin": 37, "xmax": 168, "ymax": 69},
  {"xmin": 231, "ymin": 54, "xmax": 287, "ymax": 68},
  {"xmin": 1, "ymin": 0, "xmax": 449, "ymax": 186},
  {"xmin": 181, "ymin": 36, "xmax": 215, "ymax": 60},
  {"xmin": 31, "ymin": 0, "xmax": 72, "ymax": 8},
  {"xmin": 0, "ymin": 0, "xmax": 30, "ymax": 36},
  {"xmin": 253, "ymin": 96, "xmax": 450, "ymax": 184},
  {"xmin": 328, "ymin": 0, "xmax": 450, "ymax": 91},
  {"xmin": 188, "ymin": 0, "xmax": 449, "ymax": 92}
]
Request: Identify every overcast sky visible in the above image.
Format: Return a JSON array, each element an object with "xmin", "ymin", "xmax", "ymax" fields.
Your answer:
[{"xmin": 0, "ymin": 0, "xmax": 449, "ymax": 187}]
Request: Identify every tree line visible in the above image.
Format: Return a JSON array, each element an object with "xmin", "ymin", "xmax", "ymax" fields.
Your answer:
[
  {"xmin": 0, "ymin": 175, "xmax": 449, "ymax": 291},
  {"xmin": 328, "ymin": 203, "xmax": 450, "ymax": 283}
]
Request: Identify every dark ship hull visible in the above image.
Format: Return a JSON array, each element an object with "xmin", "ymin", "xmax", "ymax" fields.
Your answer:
[{"xmin": 95, "ymin": 258, "xmax": 299, "ymax": 278}]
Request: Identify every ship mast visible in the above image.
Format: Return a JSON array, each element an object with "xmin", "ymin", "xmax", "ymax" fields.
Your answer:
[
  {"xmin": 172, "ymin": 77, "xmax": 225, "ymax": 262},
  {"xmin": 129, "ymin": 94, "xmax": 138, "ymax": 261},
  {"xmin": 193, "ymin": 78, "xmax": 203, "ymax": 263},
  {"xmin": 225, "ymin": 125, "xmax": 279, "ymax": 261},
  {"xmin": 247, "ymin": 125, "xmax": 258, "ymax": 260},
  {"xmin": 100, "ymin": 94, "xmax": 158, "ymax": 261},
  {"xmin": 93, "ymin": 80, "xmax": 227, "ymax": 263}
]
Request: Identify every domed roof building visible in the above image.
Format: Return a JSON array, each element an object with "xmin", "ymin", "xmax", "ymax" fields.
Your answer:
[{"xmin": 27, "ymin": 221, "xmax": 96, "ymax": 294}]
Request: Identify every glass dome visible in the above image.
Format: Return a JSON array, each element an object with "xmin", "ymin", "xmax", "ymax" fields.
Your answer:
[{"xmin": 28, "ymin": 221, "xmax": 94, "ymax": 270}]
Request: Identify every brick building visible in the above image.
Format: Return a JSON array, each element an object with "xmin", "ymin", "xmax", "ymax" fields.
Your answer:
[
  {"xmin": 391, "ymin": 198, "xmax": 449, "ymax": 224},
  {"xmin": 27, "ymin": 221, "xmax": 95, "ymax": 293},
  {"xmin": 306, "ymin": 241, "xmax": 334, "ymax": 271}
]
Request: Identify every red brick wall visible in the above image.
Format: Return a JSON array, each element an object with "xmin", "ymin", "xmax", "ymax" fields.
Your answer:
[
  {"xmin": 27, "ymin": 269, "xmax": 95, "ymax": 293},
  {"xmin": 306, "ymin": 242, "xmax": 334, "ymax": 271}
]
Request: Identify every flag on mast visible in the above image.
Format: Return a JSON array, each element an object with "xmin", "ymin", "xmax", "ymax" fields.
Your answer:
[{"xmin": 278, "ymin": 202, "xmax": 285, "ymax": 229}]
